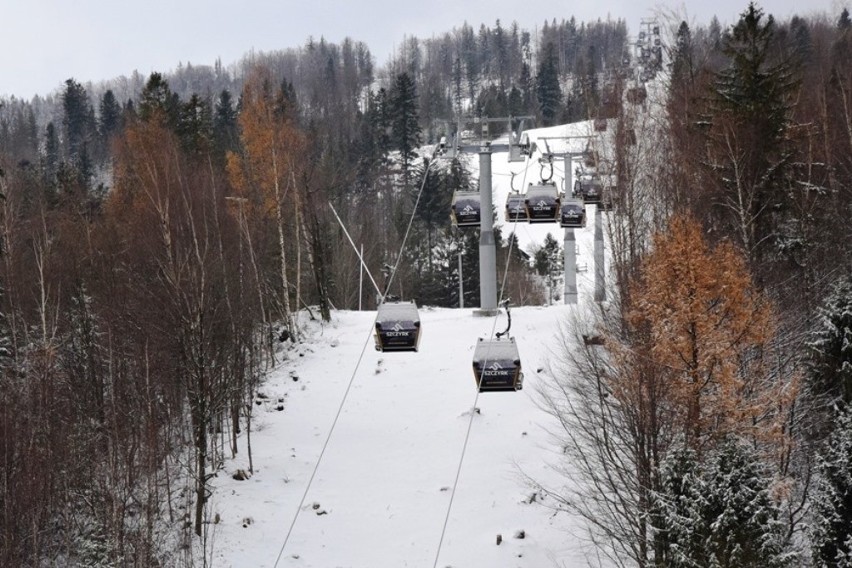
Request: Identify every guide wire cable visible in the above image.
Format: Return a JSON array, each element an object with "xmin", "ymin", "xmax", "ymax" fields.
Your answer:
[
  {"xmin": 431, "ymin": 147, "xmax": 532, "ymax": 568},
  {"xmin": 273, "ymin": 150, "xmax": 440, "ymax": 567}
]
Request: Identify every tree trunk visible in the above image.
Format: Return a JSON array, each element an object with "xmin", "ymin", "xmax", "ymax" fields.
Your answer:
[{"xmin": 272, "ymin": 148, "xmax": 296, "ymax": 340}]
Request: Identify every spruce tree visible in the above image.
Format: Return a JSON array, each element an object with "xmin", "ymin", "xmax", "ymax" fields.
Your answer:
[
  {"xmin": 389, "ymin": 72, "xmax": 421, "ymax": 185},
  {"xmin": 97, "ymin": 89, "xmax": 122, "ymax": 150},
  {"xmin": 811, "ymin": 406, "xmax": 852, "ymax": 567},
  {"xmin": 212, "ymin": 89, "xmax": 238, "ymax": 163},
  {"xmin": 657, "ymin": 445, "xmax": 707, "ymax": 568},
  {"xmin": 178, "ymin": 94, "xmax": 213, "ymax": 156},
  {"xmin": 42, "ymin": 122, "xmax": 60, "ymax": 183},
  {"xmin": 658, "ymin": 439, "xmax": 791, "ymax": 568},
  {"xmin": 701, "ymin": 439, "xmax": 790, "ymax": 567},
  {"xmin": 62, "ymin": 78, "xmax": 94, "ymax": 162},
  {"xmin": 536, "ymin": 42, "xmax": 562, "ymax": 126},
  {"xmin": 670, "ymin": 21, "xmax": 695, "ymax": 85},
  {"xmin": 808, "ymin": 274, "xmax": 852, "ymax": 405},
  {"xmin": 839, "ymin": 8, "xmax": 851, "ymax": 30},
  {"xmin": 138, "ymin": 72, "xmax": 180, "ymax": 128},
  {"xmin": 534, "ymin": 233, "xmax": 561, "ymax": 303},
  {"xmin": 709, "ymin": 2, "xmax": 798, "ymax": 259}
]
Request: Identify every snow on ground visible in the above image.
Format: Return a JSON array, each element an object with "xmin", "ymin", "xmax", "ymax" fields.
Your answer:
[
  {"xmin": 205, "ymin": 122, "xmax": 617, "ymax": 568},
  {"xmin": 207, "ymin": 303, "xmax": 601, "ymax": 568}
]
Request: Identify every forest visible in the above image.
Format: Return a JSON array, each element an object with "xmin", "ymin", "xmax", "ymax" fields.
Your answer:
[{"xmin": 0, "ymin": 2, "xmax": 851, "ymax": 566}]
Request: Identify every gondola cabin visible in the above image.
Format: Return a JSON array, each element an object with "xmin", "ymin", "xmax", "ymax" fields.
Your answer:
[
  {"xmin": 451, "ymin": 191, "xmax": 482, "ymax": 228},
  {"xmin": 574, "ymin": 177, "xmax": 604, "ymax": 204},
  {"xmin": 374, "ymin": 301, "xmax": 421, "ymax": 352},
  {"xmin": 472, "ymin": 337, "xmax": 524, "ymax": 392},
  {"xmin": 505, "ymin": 192, "xmax": 529, "ymax": 222},
  {"xmin": 524, "ymin": 183, "xmax": 560, "ymax": 223},
  {"xmin": 560, "ymin": 198, "xmax": 586, "ymax": 228}
]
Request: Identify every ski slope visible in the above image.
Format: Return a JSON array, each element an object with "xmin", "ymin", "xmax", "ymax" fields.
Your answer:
[
  {"xmin": 206, "ymin": 302, "xmax": 604, "ymax": 568},
  {"xmin": 204, "ymin": 120, "xmax": 616, "ymax": 568}
]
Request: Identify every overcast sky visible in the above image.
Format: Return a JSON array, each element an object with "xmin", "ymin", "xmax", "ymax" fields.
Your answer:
[{"xmin": 1, "ymin": 0, "xmax": 845, "ymax": 100}]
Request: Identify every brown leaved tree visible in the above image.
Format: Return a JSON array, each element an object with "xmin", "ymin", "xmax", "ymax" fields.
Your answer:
[{"xmin": 537, "ymin": 214, "xmax": 798, "ymax": 567}]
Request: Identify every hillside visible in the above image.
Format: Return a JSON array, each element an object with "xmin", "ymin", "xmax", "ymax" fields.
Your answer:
[{"xmin": 204, "ymin": 212, "xmax": 607, "ymax": 567}]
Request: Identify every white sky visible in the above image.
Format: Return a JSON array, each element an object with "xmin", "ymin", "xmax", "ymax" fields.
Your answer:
[{"xmin": 1, "ymin": 0, "xmax": 846, "ymax": 99}]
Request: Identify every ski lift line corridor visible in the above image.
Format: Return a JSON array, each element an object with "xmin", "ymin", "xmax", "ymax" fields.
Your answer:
[
  {"xmin": 274, "ymin": 118, "xmax": 607, "ymax": 565},
  {"xmin": 432, "ymin": 147, "xmax": 532, "ymax": 568},
  {"xmin": 272, "ymin": 149, "xmax": 439, "ymax": 568}
]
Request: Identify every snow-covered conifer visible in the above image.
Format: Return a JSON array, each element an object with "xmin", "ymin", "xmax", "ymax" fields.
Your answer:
[
  {"xmin": 657, "ymin": 439, "xmax": 792, "ymax": 568},
  {"xmin": 811, "ymin": 407, "xmax": 852, "ymax": 567},
  {"xmin": 657, "ymin": 445, "xmax": 707, "ymax": 568},
  {"xmin": 808, "ymin": 274, "xmax": 852, "ymax": 405}
]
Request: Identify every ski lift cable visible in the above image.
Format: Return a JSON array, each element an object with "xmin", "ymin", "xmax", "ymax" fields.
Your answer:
[
  {"xmin": 273, "ymin": 149, "xmax": 441, "ymax": 568},
  {"xmin": 431, "ymin": 145, "xmax": 532, "ymax": 568}
]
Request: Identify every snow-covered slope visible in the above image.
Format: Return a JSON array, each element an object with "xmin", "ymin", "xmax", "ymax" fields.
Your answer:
[
  {"xmin": 207, "ymin": 305, "xmax": 598, "ymax": 567},
  {"xmin": 204, "ymin": 121, "xmax": 617, "ymax": 568}
]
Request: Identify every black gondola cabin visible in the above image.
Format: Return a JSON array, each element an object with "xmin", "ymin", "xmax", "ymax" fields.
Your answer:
[
  {"xmin": 505, "ymin": 192, "xmax": 529, "ymax": 222},
  {"xmin": 451, "ymin": 190, "xmax": 482, "ymax": 228},
  {"xmin": 574, "ymin": 177, "xmax": 604, "ymax": 204},
  {"xmin": 560, "ymin": 198, "xmax": 586, "ymax": 228},
  {"xmin": 374, "ymin": 301, "xmax": 421, "ymax": 352},
  {"xmin": 472, "ymin": 337, "xmax": 523, "ymax": 391},
  {"xmin": 524, "ymin": 183, "xmax": 560, "ymax": 223}
]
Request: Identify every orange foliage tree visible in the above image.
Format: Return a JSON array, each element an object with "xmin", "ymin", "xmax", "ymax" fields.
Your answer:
[
  {"xmin": 617, "ymin": 214, "xmax": 797, "ymax": 452},
  {"xmin": 537, "ymin": 214, "xmax": 799, "ymax": 566},
  {"xmin": 226, "ymin": 67, "xmax": 307, "ymax": 339}
]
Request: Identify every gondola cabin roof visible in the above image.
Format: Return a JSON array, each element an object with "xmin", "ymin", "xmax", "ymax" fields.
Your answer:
[
  {"xmin": 473, "ymin": 337, "xmax": 520, "ymax": 363},
  {"xmin": 376, "ymin": 301, "xmax": 420, "ymax": 324}
]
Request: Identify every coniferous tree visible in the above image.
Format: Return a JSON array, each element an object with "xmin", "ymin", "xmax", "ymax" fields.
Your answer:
[
  {"xmin": 519, "ymin": 62, "xmax": 535, "ymax": 114},
  {"xmin": 811, "ymin": 406, "xmax": 852, "ymax": 567},
  {"xmin": 707, "ymin": 2, "xmax": 799, "ymax": 264},
  {"xmin": 536, "ymin": 42, "xmax": 562, "ymax": 126},
  {"xmin": 658, "ymin": 439, "xmax": 791, "ymax": 568},
  {"xmin": 212, "ymin": 89, "xmax": 238, "ymax": 164},
  {"xmin": 808, "ymin": 274, "xmax": 852, "ymax": 406},
  {"xmin": 98, "ymin": 90, "xmax": 122, "ymax": 140},
  {"xmin": 42, "ymin": 122, "xmax": 60, "ymax": 184},
  {"xmin": 452, "ymin": 56, "xmax": 463, "ymax": 115},
  {"xmin": 389, "ymin": 72, "xmax": 421, "ymax": 184},
  {"xmin": 97, "ymin": 89, "xmax": 122, "ymax": 164},
  {"xmin": 670, "ymin": 22, "xmax": 695, "ymax": 86},
  {"xmin": 657, "ymin": 445, "xmax": 709, "ymax": 567},
  {"xmin": 62, "ymin": 78, "xmax": 94, "ymax": 163},
  {"xmin": 839, "ymin": 8, "xmax": 851, "ymax": 30},
  {"xmin": 533, "ymin": 232, "xmax": 561, "ymax": 303},
  {"xmin": 178, "ymin": 93, "xmax": 213, "ymax": 156},
  {"xmin": 138, "ymin": 72, "xmax": 180, "ymax": 128}
]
